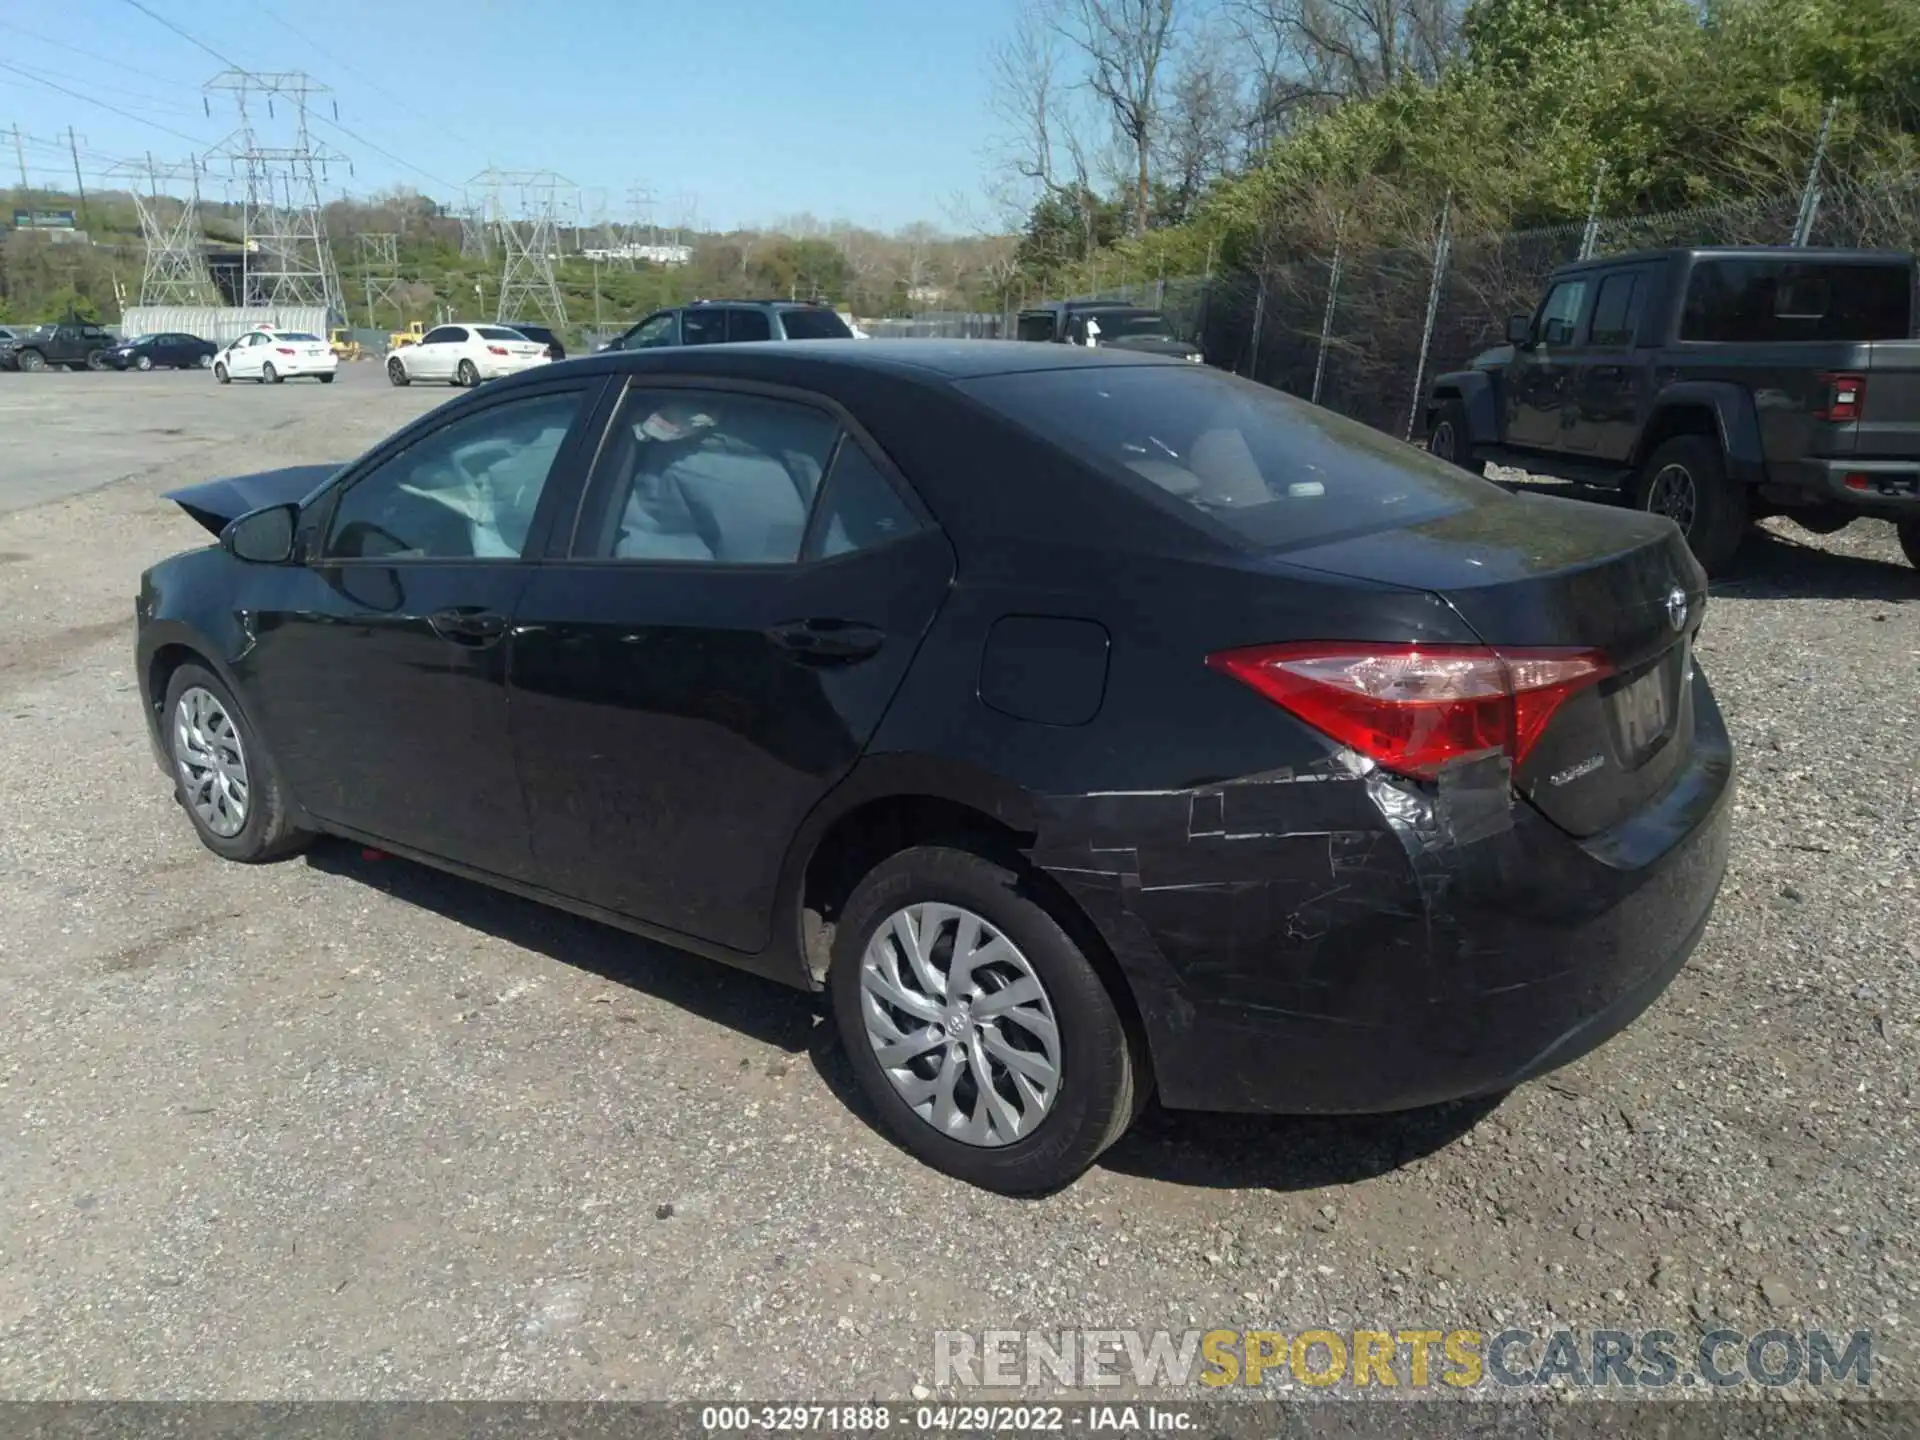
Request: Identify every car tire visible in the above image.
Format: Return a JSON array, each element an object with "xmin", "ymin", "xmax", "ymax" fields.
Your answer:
[
  {"xmin": 318, "ymin": 373, "xmax": 335, "ymax": 384},
  {"xmin": 1636, "ymin": 435, "xmax": 1748, "ymax": 576},
  {"xmin": 214, "ymin": 362, "xmax": 230, "ymax": 385},
  {"xmin": 16, "ymin": 349, "xmax": 46, "ymax": 373},
  {"xmin": 1899, "ymin": 520, "xmax": 1920, "ymax": 572},
  {"xmin": 162, "ymin": 663, "xmax": 312, "ymax": 865},
  {"xmin": 1427, "ymin": 399, "xmax": 1478, "ymax": 471},
  {"xmin": 260, "ymin": 362, "xmax": 279, "ymax": 385},
  {"xmin": 135, "ymin": 354, "xmax": 153, "ymax": 371},
  {"xmin": 830, "ymin": 844, "xmax": 1142, "ymax": 1195},
  {"xmin": 387, "ymin": 357, "xmax": 410, "ymax": 387},
  {"xmin": 456, "ymin": 360, "xmax": 478, "ymax": 388},
  {"xmin": 86, "ymin": 350, "xmax": 107, "ymax": 371},
  {"xmin": 198, "ymin": 353, "xmax": 213, "ymax": 369}
]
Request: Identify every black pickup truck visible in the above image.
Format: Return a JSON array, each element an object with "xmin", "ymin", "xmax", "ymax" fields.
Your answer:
[
  {"xmin": 1421, "ymin": 246, "xmax": 1920, "ymax": 573},
  {"xmin": 0, "ymin": 321, "xmax": 116, "ymax": 373}
]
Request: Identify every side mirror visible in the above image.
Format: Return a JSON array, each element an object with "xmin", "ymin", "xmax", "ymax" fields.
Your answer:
[
  {"xmin": 1506, "ymin": 314, "xmax": 1532, "ymax": 345},
  {"xmin": 222, "ymin": 503, "xmax": 299, "ymax": 564}
]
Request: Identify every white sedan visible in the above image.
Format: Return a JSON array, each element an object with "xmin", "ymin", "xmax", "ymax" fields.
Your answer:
[
  {"xmin": 386, "ymin": 323, "xmax": 552, "ymax": 388},
  {"xmin": 213, "ymin": 329, "xmax": 338, "ymax": 384}
]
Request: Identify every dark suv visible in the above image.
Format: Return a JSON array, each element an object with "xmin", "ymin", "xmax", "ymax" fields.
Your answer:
[
  {"xmin": 603, "ymin": 299, "xmax": 852, "ymax": 351},
  {"xmin": 502, "ymin": 321, "xmax": 566, "ymax": 361}
]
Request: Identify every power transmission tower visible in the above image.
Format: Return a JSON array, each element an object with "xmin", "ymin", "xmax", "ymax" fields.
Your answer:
[
  {"xmin": 113, "ymin": 152, "xmax": 220, "ymax": 306},
  {"xmin": 358, "ymin": 232, "xmax": 401, "ymax": 327},
  {"xmin": 472, "ymin": 167, "xmax": 570, "ymax": 326},
  {"xmin": 625, "ymin": 183, "xmax": 656, "ymax": 267},
  {"xmin": 204, "ymin": 69, "xmax": 348, "ymax": 316},
  {"xmin": 458, "ymin": 187, "xmax": 493, "ymax": 260}
]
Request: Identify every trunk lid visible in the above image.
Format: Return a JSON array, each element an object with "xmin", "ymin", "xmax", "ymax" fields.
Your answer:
[{"xmin": 1278, "ymin": 490, "xmax": 1707, "ymax": 837}]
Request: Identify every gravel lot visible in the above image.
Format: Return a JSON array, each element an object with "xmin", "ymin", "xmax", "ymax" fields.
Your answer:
[{"xmin": 0, "ymin": 365, "xmax": 1915, "ymax": 1409}]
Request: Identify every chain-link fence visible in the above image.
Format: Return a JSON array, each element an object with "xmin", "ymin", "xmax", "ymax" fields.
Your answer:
[
  {"xmin": 861, "ymin": 312, "xmax": 1009, "ymax": 339},
  {"xmin": 910, "ymin": 175, "xmax": 1920, "ymax": 441}
]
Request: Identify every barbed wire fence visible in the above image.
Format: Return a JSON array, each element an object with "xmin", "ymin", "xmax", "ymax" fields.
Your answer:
[{"xmin": 897, "ymin": 168, "xmax": 1920, "ymax": 440}]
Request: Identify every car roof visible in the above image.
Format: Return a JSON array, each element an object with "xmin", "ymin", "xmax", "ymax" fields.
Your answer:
[
  {"xmin": 1552, "ymin": 245, "xmax": 1914, "ymax": 276},
  {"xmin": 556, "ymin": 337, "xmax": 1188, "ymax": 381}
]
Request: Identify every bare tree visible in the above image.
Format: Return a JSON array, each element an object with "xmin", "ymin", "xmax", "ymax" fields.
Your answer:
[
  {"xmin": 1231, "ymin": 0, "xmax": 1461, "ymax": 145},
  {"xmin": 1156, "ymin": 26, "xmax": 1244, "ymax": 223},
  {"xmin": 987, "ymin": 0, "xmax": 1108, "ymax": 263},
  {"xmin": 1055, "ymin": 0, "xmax": 1178, "ymax": 238}
]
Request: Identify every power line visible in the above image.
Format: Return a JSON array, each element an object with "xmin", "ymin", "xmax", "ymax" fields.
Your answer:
[
  {"xmin": 0, "ymin": 17, "xmax": 208, "ymax": 87},
  {"xmin": 116, "ymin": 0, "xmax": 456, "ymax": 193},
  {"xmin": 0, "ymin": 58, "xmax": 208, "ymax": 117},
  {"xmin": 256, "ymin": 4, "xmax": 438, "ymax": 126},
  {"xmin": 0, "ymin": 60, "xmax": 215, "ymax": 149}
]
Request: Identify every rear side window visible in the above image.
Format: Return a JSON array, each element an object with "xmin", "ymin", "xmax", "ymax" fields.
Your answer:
[
  {"xmin": 1682, "ymin": 259, "xmax": 1912, "ymax": 341},
  {"xmin": 727, "ymin": 309, "xmax": 773, "ymax": 342},
  {"xmin": 777, "ymin": 308, "xmax": 852, "ymax": 340},
  {"xmin": 1587, "ymin": 272, "xmax": 1645, "ymax": 346},
  {"xmin": 1017, "ymin": 312, "xmax": 1057, "ymax": 342},
  {"xmin": 804, "ymin": 444, "xmax": 921, "ymax": 559},
  {"xmin": 681, "ymin": 310, "xmax": 725, "ymax": 345},
  {"xmin": 959, "ymin": 366, "xmax": 1486, "ymax": 550}
]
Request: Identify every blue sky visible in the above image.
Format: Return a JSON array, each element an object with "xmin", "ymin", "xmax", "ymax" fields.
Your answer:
[{"xmin": 0, "ymin": 0, "xmax": 1023, "ymax": 231}]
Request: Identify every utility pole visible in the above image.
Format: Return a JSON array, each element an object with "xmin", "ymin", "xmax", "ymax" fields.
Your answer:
[
  {"xmin": 66, "ymin": 127, "xmax": 89, "ymax": 229},
  {"xmin": 10, "ymin": 124, "xmax": 26, "ymax": 189}
]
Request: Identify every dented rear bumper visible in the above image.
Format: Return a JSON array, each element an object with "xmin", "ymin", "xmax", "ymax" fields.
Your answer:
[{"xmin": 1032, "ymin": 668, "xmax": 1734, "ymax": 1115}]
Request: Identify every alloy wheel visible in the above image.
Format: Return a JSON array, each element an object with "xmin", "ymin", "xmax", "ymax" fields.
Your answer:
[
  {"xmin": 1646, "ymin": 463, "xmax": 1698, "ymax": 533},
  {"xmin": 858, "ymin": 902, "xmax": 1063, "ymax": 1147},
  {"xmin": 172, "ymin": 687, "xmax": 250, "ymax": 838}
]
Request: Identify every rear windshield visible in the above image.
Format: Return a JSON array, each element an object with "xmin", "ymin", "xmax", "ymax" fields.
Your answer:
[
  {"xmin": 1016, "ymin": 312, "xmax": 1057, "ymax": 342},
  {"xmin": 278, "ymin": 332, "xmax": 322, "ymax": 343},
  {"xmin": 1681, "ymin": 259, "xmax": 1913, "ymax": 342},
  {"xmin": 778, "ymin": 309, "xmax": 853, "ymax": 340},
  {"xmin": 510, "ymin": 325, "xmax": 555, "ymax": 342},
  {"xmin": 476, "ymin": 326, "xmax": 527, "ymax": 341},
  {"xmin": 959, "ymin": 365, "xmax": 1487, "ymax": 549},
  {"xmin": 1087, "ymin": 309, "xmax": 1174, "ymax": 340}
]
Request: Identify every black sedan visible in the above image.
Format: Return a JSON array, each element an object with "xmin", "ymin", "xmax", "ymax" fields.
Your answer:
[
  {"xmin": 107, "ymin": 332, "xmax": 219, "ymax": 371},
  {"xmin": 134, "ymin": 341, "xmax": 1732, "ymax": 1194}
]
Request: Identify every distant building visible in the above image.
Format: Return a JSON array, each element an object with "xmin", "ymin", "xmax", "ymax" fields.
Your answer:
[{"xmin": 581, "ymin": 243, "xmax": 694, "ymax": 266}]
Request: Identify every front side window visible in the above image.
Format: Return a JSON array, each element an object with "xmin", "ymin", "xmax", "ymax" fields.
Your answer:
[
  {"xmin": 589, "ymin": 388, "xmax": 842, "ymax": 564},
  {"xmin": 1537, "ymin": 281, "xmax": 1589, "ymax": 346},
  {"xmin": 681, "ymin": 310, "xmax": 726, "ymax": 345},
  {"xmin": 727, "ymin": 309, "xmax": 773, "ymax": 342},
  {"xmin": 324, "ymin": 389, "xmax": 587, "ymax": 561},
  {"xmin": 625, "ymin": 314, "xmax": 678, "ymax": 348}
]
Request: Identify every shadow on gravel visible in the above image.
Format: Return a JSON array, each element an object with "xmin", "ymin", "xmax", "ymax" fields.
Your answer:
[
  {"xmin": 1711, "ymin": 527, "xmax": 1917, "ymax": 603},
  {"xmin": 1097, "ymin": 1093, "xmax": 1504, "ymax": 1192},
  {"xmin": 303, "ymin": 838, "xmax": 821, "ymax": 1054}
]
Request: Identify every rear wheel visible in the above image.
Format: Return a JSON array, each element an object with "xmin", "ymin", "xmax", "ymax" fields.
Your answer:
[
  {"xmin": 1427, "ymin": 399, "xmax": 1477, "ymax": 472},
  {"xmin": 86, "ymin": 350, "xmax": 107, "ymax": 371},
  {"xmin": 1636, "ymin": 435, "xmax": 1748, "ymax": 575},
  {"xmin": 318, "ymin": 372, "xmax": 335, "ymax": 384},
  {"xmin": 162, "ymin": 663, "xmax": 311, "ymax": 864},
  {"xmin": 260, "ymin": 362, "xmax": 280, "ymax": 385},
  {"xmin": 197, "ymin": 353, "xmax": 213, "ymax": 369},
  {"xmin": 1899, "ymin": 520, "xmax": 1920, "ymax": 572},
  {"xmin": 456, "ymin": 359, "xmax": 478, "ymax": 388},
  {"xmin": 387, "ymin": 357, "xmax": 410, "ymax": 386},
  {"xmin": 830, "ymin": 844, "xmax": 1141, "ymax": 1195}
]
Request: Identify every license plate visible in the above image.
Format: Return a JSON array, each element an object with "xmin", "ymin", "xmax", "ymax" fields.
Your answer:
[{"xmin": 1615, "ymin": 661, "xmax": 1673, "ymax": 759}]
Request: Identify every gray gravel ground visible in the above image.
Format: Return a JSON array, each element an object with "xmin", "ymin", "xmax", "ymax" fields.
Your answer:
[{"xmin": 0, "ymin": 371, "xmax": 1915, "ymax": 1411}]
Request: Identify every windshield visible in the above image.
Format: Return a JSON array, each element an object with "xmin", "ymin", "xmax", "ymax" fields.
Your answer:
[
  {"xmin": 1088, "ymin": 309, "xmax": 1175, "ymax": 340},
  {"xmin": 778, "ymin": 309, "xmax": 853, "ymax": 340},
  {"xmin": 960, "ymin": 364, "xmax": 1492, "ymax": 550}
]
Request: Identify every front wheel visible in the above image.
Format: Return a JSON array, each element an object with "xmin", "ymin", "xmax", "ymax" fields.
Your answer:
[
  {"xmin": 830, "ymin": 844, "xmax": 1143, "ymax": 1195},
  {"xmin": 162, "ymin": 663, "xmax": 312, "ymax": 864},
  {"xmin": 1899, "ymin": 520, "xmax": 1920, "ymax": 572},
  {"xmin": 387, "ymin": 357, "xmax": 410, "ymax": 386},
  {"xmin": 16, "ymin": 349, "xmax": 46, "ymax": 373},
  {"xmin": 1426, "ymin": 399, "xmax": 1478, "ymax": 472},
  {"xmin": 136, "ymin": 354, "xmax": 154, "ymax": 372},
  {"xmin": 456, "ymin": 359, "xmax": 478, "ymax": 388},
  {"xmin": 1635, "ymin": 434, "xmax": 1748, "ymax": 575},
  {"xmin": 214, "ymin": 362, "xmax": 230, "ymax": 385}
]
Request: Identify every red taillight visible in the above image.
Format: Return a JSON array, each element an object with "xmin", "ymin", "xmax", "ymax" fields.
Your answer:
[
  {"xmin": 1205, "ymin": 642, "xmax": 1614, "ymax": 780},
  {"xmin": 1816, "ymin": 372, "xmax": 1866, "ymax": 422},
  {"xmin": 1844, "ymin": 472, "xmax": 1870, "ymax": 491},
  {"xmin": 487, "ymin": 344, "xmax": 509, "ymax": 355},
  {"xmin": 275, "ymin": 346, "xmax": 295, "ymax": 355}
]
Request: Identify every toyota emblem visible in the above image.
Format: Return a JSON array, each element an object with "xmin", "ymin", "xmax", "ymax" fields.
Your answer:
[{"xmin": 1666, "ymin": 586, "xmax": 1688, "ymax": 632}]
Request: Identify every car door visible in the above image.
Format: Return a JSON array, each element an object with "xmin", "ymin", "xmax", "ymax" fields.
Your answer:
[
  {"xmin": 235, "ymin": 379, "xmax": 606, "ymax": 877},
  {"xmin": 226, "ymin": 333, "xmax": 263, "ymax": 378},
  {"xmin": 506, "ymin": 378, "xmax": 955, "ymax": 953},
  {"xmin": 412, "ymin": 325, "xmax": 462, "ymax": 379},
  {"xmin": 1573, "ymin": 267, "xmax": 1655, "ymax": 462},
  {"xmin": 1504, "ymin": 277, "xmax": 1590, "ymax": 451}
]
